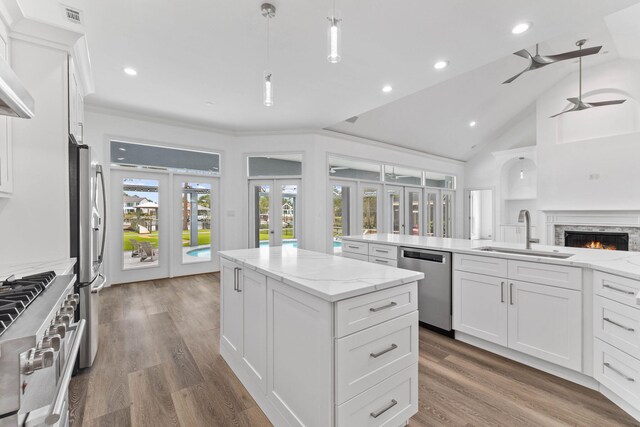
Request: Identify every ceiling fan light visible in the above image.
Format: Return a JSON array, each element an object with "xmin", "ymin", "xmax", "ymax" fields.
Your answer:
[{"xmin": 512, "ymin": 22, "xmax": 531, "ymax": 34}]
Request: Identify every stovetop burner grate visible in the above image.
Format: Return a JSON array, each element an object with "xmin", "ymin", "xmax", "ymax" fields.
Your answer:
[{"xmin": 0, "ymin": 271, "xmax": 57, "ymax": 337}]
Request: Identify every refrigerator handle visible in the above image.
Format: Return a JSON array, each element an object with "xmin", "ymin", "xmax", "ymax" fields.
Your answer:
[{"xmin": 96, "ymin": 165, "xmax": 107, "ymax": 264}]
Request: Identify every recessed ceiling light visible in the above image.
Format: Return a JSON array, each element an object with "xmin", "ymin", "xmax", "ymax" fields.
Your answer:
[
  {"xmin": 434, "ymin": 60, "xmax": 449, "ymax": 70},
  {"xmin": 469, "ymin": 121, "xmax": 477, "ymax": 127},
  {"xmin": 511, "ymin": 22, "xmax": 531, "ymax": 34},
  {"xmin": 118, "ymin": 147, "xmax": 126, "ymax": 151},
  {"xmin": 382, "ymin": 85, "xmax": 393, "ymax": 93},
  {"xmin": 117, "ymin": 157, "xmax": 125, "ymax": 161},
  {"xmin": 123, "ymin": 67, "xmax": 137, "ymax": 76}
]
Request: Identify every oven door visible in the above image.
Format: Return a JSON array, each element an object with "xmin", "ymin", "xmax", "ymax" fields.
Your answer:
[{"xmin": 20, "ymin": 319, "xmax": 85, "ymax": 427}]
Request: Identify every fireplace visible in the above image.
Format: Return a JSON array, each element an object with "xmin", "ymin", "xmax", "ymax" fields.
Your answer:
[{"xmin": 564, "ymin": 230, "xmax": 629, "ymax": 251}]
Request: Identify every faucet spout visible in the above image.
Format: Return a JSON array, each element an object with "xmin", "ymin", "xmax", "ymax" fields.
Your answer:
[{"xmin": 518, "ymin": 209, "xmax": 532, "ymax": 250}]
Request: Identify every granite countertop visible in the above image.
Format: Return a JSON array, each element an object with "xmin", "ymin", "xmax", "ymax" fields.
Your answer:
[
  {"xmin": 343, "ymin": 234, "xmax": 640, "ymax": 282},
  {"xmin": 0, "ymin": 258, "xmax": 76, "ymax": 279},
  {"xmin": 218, "ymin": 247, "xmax": 424, "ymax": 302}
]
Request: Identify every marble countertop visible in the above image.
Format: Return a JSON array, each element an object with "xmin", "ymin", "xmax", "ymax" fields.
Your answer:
[
  {"xmin": 0, "ymin": 258, "xmax": 76, "ymax": 279},
  {"xmin": 218, "ymin": 246, "xmax": 424, "ymax": 302},
  {"xmin": 343, "ymin": 234, "xmax": 640, "ymax": 282}
]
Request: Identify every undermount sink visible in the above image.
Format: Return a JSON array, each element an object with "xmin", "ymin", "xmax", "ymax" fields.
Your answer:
[{"xmin": 474, "ymin": 246, "xmax": 574, "ymax": 259}]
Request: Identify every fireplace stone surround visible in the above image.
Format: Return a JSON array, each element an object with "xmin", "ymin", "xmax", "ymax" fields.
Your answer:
[{"xmin": 544, "ymin": 211, "xmax": 640, "ymax": 252}]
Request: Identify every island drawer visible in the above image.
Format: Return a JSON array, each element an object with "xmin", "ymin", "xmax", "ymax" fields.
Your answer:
[
  {"xmin": 336, "ymin": 282, "xmax": 418, "ymax": 337},
  {"xmin": 507, "ymin": 260, "xmax": 582, "ymax": 290},
  {"xmin": 595, "ymin": 296, "xmax": 640, "ymax": 360},
  {"xmin": 342, "ymin": 252, "xmax": 369, "ymax": 262},
  {"xmin": 336, "ymin": 364, "xmax": 418, "ymax": 427},
  {"xmin": 454, "ymin": 253, "xmax": 508, "ymax": 278},
  {"xmin": 369, "ymin": 244, "xmax": 398, "ymax": 260},
  {"xmin": 369, "ymin": 257, "xmax": 398, "ymax": 268},
  {"xmin": 335, "ymin": 311, "xmax": 418, "ymax": 404},
  {"xmin": 594, "ymin": 338, "xmax": 640, "ymax": 410},
  {"xmin": 343, "ymin": 241, "xmax": 369, "ymax": 256},
  {"xmin": 594, "ymin": 271, "xmax": 640, "ymax": 308}
]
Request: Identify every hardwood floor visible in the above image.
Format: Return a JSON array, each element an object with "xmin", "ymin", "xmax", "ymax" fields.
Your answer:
[{"xmin": 69, "ymin": 273, "xmax": 639, "ymax": 427}]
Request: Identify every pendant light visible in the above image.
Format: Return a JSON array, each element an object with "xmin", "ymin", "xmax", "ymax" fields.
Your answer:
[
  {"xmin": 519, "ymin": 157, "xmax": 525, "ymax": 180},
  {"xmin": 261, "ymin": 3, "xmax": 276, "ymax": 107},
  {"xmin": 327, "ymin": 0, "xmax": 341, "ymax": 63}
]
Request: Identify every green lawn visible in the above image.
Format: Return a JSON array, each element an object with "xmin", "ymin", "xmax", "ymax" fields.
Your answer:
[
  {"xmin": 123, "ymin": 229, "xmax": 211, "ymax": 251},
  {"xmin": 259, "ymin": 227, "xmax": 295, "ymax": 241}
]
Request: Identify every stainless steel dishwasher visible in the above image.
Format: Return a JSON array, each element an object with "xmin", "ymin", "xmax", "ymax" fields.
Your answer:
[{"xmin": 398, "ymin": 247, "xmax": 452, "ymax": 334}]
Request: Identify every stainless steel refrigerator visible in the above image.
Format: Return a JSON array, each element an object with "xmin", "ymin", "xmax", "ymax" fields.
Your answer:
[{"xmin": 69, "ymin": 135, "xmax": 107, "ymax": 369}]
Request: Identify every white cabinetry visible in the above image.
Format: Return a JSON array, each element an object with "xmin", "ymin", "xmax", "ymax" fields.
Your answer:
[
  {"xmin": 453, "ymin": 254, "xmax": 582, "ymax": 371},
  {"xmin": 68, "ymin": 56, "xmax": 84, "ymax": 143},
  {"xmin": 342, "ymin": 240, "xmax": 399, "ymax": 267},
  {"xmin": 593, "ymin": 271, "xmax": 640, "ymax": 416},
  {"xmin": 0, "ymin": 34, "xmax": 12, "ymax": 196},
  {"xmin": 220, "ymin": 257, "xmax": 419, "ymax": 427}
]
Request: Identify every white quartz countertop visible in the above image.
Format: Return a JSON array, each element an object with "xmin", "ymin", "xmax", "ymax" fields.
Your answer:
[
  {"xmin": 218, "ymin": 247, "xmax": 424, "ymax": 302},
  {"xmin": 0, "ymin": 258, "xmax": 76, "ymax": 279},
  {"xmin": 343, "ymin": 234, "xmax": 640, "ymax": 282}
]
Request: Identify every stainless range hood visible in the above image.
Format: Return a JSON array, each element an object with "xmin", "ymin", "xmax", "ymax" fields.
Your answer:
[{"xmin": 0, "ymin": 55, "xmax": 34, "ymax": 119}]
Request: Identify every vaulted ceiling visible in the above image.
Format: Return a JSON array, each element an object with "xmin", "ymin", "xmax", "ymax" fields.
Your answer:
[{"xmin": 83, "ymin": 0, "xmax": 640, "ymax": 158}]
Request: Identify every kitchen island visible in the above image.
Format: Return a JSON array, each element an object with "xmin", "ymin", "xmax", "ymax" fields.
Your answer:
[
  {"xmin": 218, "ymin": 246, "xmax": 424, "ymax": 427},
  {"xmin": 342, "ymin": 234, "xmax": 640, "ymax": 422}
]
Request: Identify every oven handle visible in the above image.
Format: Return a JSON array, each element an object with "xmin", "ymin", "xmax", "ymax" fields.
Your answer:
[{"xmin": 45, "ymin": 319, "xmax": 86, "ymax": 425}]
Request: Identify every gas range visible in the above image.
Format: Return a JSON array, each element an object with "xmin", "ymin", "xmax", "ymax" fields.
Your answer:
[
  {"xmin": 0, "ymin": 270, "xmax": 85, "ymax": 427},
  {"xmin": 0, "ymin": 272, "xmax": 57, "ymax": 337}
]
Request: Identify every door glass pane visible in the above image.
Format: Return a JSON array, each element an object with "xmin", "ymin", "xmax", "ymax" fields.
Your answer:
[
  {"xmin": 254, "ymin": 185, "xmax": 270, "ymax": 248},
  {"xmin": 122, "ymin": 178, "xmax": 159, "ymax": 269},
  {"xmin": 362, "ymin": 187, "xmax": 378, "ymax": 235},
  {"xmin": 425, "ymin": 192, "xmax": 437, "ymax": 236},
  {"xmin": 332, "ymin": 185, "xmax": 349, "ymax": 253},
  {"xmin": 408, "ymin": 191, "xmax": 421, "ymax": 236},
  {"xmin": 388, "ymin": 189, "xmax": 401, "ymax": 234},
  {"xmin": 181, "ymin": 182, "xmax": 212, "ymax": 263},
  {"xmin": 442, "ymin": 192, "xmax": 454, "ymax": 238},
  {"xmin": 281, "ymin": 185, "xmax": 298, "ymax": 247}
]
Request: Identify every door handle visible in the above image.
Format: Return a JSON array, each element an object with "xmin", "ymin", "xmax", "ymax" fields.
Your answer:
[
  {"xmin": 509, "ymin": 283, "xmax": 514, "ymax": 305},
  {"xmin": 233, "ymin": 267, "xmax": 239, "ymax": 291},
  {"xmin": 236, "ymin": 267, "xmax": 242, "ymax": 292},
  {"xmin": 500, "ymin": 282, "xmax": 505, "ymax": 303}
]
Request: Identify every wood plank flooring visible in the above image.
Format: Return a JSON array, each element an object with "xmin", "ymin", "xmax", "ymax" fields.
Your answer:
[{"xmin": 69, "ymin": 273, "xmax": 639, "ymax": 427}]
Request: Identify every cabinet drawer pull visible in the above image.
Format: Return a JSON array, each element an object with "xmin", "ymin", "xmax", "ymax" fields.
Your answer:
[
  {"xmin": 370, "ymin": 399, "xmax": 397, "ymax": 418},
  {"xmin": 347, "ymin": 245, "xmax": 360, "ymax": 250},
  {"xmin": 369, "ymin": 301, "xmax": 397, "ymax": 312},
  {"xmin": 604, "ymin": 317, "xmax": 635, "ymax": 332},
  {"xmin": 603, "ymin": 284, "xmax": 635, "ymax": 295},
  {"xmin": 375, "ymin": 249, "xmax": 390, "ymax": 253},
  {"xmin": 500, "ymin": 282, "xmax": 505, "ymax": 303},
  {"xmin": 374, "ymin": 258, "xmax": 389, "ymax": 264},
  {"xmin": 604, "ymin": 362, "xmax": 635, "ymax": 382},
  {"xmin": 370, "ymin": 343, "xmax": 398, "ymax": 358}
]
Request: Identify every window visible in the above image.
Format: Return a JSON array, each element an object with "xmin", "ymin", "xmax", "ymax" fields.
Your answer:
[
  {"xmin": 442, "ymin": 190, "xmax": 455, "ymax": 237},
  {"xmin": 425, "ymin": 171, "xmax": 456, "ymax": 189},
  {"xmin": 248, "ymin": 154, "xmax": 302, "ymax": 177},
  {"xmin": 328, "ymin": 156, "xmax": 381, "ymax": 181},
  {"xmin": 111, "ymin": 141, "xmax": 219, "ymax": 175},
  {"xmin": 384, "ymin": 165, "xmax": 422, "ymax": 186},
  {"xmin": 361, "ymin": 187, "xmax": 379, "ymax": 235},
  {"xmin": 332, "ymin": 185, "xmax": 350, "ymax": 252}
]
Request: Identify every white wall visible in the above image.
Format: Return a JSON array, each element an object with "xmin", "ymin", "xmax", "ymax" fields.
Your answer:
[
  {"xmin": 537, "ymin": 59, "xmax": 640, "ymax": 211},
  {"xmin": 84, "ymin": 109, "xmax": 465, "ymax": 279},
  {"xmin": 0, "ymin": 38, "xmax": 70, "ymax": 266}
]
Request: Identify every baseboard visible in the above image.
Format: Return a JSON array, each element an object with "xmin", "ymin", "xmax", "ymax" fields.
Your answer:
[
  {"xmin": 600, "ymin": 385, "xmax": 640, "ymax": 422},
  {"xmin": 220, "ymin": 344, "xmax": 289, "ymax": 427},
  {"xmin": 455, "ymin": 332, "xmax": 598, "ymax": 390}
]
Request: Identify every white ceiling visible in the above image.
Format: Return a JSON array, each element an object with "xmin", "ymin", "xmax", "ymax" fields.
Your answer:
[{"xmin": 82, "ymin": 0, "xmax": 639, "ymax": 136}]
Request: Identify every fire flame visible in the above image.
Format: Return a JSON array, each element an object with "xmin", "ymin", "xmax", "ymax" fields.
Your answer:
[{"xmin": 583, "ymin": 241, "xmax": 616, "ymax": 250}]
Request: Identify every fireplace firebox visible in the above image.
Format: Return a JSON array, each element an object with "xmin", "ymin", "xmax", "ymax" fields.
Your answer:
[{"xmin": 564, "ymin": 230, "xmax": 629, "ymax": 251}]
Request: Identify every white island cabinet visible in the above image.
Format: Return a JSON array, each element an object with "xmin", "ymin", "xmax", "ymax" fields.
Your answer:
[{"xmin": 219, "ymin": 247, "xmax": 424, "ymax": 427}]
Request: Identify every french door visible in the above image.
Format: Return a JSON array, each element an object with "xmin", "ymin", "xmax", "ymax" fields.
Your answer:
[
  {"xmin": 250, "ymin": 179, "xmax": 301, "ymax": 248},
  {"xmin": 110, "ymin": 169, "xmax": 219, "ymax": 284},
  {"xmin": 386, "ymin": 185, "xmax": 422, "ymax": 235},
  {"xmin": 110, "ymin": 169, "xmax": 170, "ymax": 284}
]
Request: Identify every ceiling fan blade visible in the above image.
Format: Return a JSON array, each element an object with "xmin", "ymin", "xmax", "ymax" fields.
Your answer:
[
  {"xmin": 549, "ymin": 110, "xmax": 571, "ymax": 118},
  {"xmin": 588, "ymin": 99, "xmax": 627, "ymax": 107},
  {"xmin": 502, "ymin": 68, "xmax": 531, "ymax": 84},
  {"xmin": 550, "ymin": 102, "xmax": 581, "ymax": 118},
  {"xmin": 513, "ymin": 49, "xmax": 533, "ymax": 60},
  {"xmin": 566, "ymin": 97, "xmax": 580, "ymax": 105},
  {"xmin": 545, "ymin": 45, "xmax": 602, "ymax": 62}
]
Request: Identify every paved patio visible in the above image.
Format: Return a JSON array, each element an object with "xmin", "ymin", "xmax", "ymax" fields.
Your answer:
[{"xmin": 123, "ymin": 244, "xmax": 211, "ymax": 270}]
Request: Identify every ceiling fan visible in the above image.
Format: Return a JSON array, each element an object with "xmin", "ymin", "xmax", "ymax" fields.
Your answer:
[
  {"xmin": 550, "ymin": 39, "xmax": 626, "ymax": 118},
  {"xmin": 503, "ymin": 41, "xmax": 602, "ymax": 84},
  {"xmin": 387, "ymin": 167, "xmax": 412, "ymax": 180}
]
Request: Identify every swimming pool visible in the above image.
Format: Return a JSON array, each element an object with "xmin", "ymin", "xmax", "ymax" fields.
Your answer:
[{"xmin": 186, "ymin": 240, "xmax": 342, "ymax": 257}]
